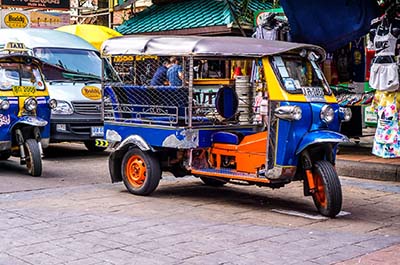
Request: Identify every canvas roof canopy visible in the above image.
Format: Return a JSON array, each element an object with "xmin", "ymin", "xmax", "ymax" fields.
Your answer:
[{"xmin": 101, "ymin": 35, "xmax": 326, "ymax": 59}]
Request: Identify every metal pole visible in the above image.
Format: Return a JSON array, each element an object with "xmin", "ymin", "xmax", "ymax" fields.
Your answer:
[
  {"xmin": 101, "ymin": 57, "xmax": 105, "ymax": 122},
  {"xmin": 108, "ymin": 0, "xmax": 112, "ymax": 28},
  {"xmin": 188, "ymin": 56, "xmax": 193, "ymax": 128}
]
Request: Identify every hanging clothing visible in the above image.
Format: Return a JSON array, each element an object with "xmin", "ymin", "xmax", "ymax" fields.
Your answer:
[
  {"xmin": 369, "ymin": 62, "xmax": 399, "ymax": 91},
  {"xmin": 373, "ymin": 23, "xmax": 397, "ymax": 56},
  {"xmin": 254, "ymin": 25, "xmax": 277, "ymax": 40},
  {"xmin": 334, "ymin": 45, "xmax": 351, "ymax": 83},
  {"xmin": 369, "ymin": 20, "xmax": 399, "ymax": 91},
  {"xmin": 350, "ymin": 37, "xmax": 365, "ymax": 82},
  {"xmin": 371, "ymin": 91, "xmax": 400, "ymax": 158}
]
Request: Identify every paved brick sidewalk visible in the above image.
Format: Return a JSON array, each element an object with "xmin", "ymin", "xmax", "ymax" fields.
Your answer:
[
  {"xmin": 336, "ymin": 244, "xmax": 400, "ymax": 265},
  {"xmin": 0, "ymin": 176, "xmax": 400, "ymax": 265}
]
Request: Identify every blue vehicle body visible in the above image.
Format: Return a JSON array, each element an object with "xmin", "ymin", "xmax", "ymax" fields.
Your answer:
[
  {"xmin": 101, "ymin": 35, "xmax": 352, "ymax": 217},
  {"xmin": 0, "ymin": 53, "xmax": 52, "ymax": 176},
  {"xmin": 273, "ymin": 101, "xmax": 347, "ymax": 167},
  {"xmin": 0, "ymin": 97, "xmax": 50, "ymax": 144}
]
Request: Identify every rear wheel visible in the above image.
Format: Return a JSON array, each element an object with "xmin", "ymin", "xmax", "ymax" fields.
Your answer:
[
  {"xmin": 312, "ymin": 160, "xmax": 342, "ymax": 217},
  {"xmin": 84, "ymin": 140, "xmax": 107, "ymax": 152},
  {"xmin": 121, "ymin": 148, "xmax": 161, "ymax": 195},
  {"xmin": 199, "ymin": 176, "xmax": 228, "ymax": 187},
  {"xmin": 0, "ymin": 151, "xmax": 11, "ymax": 160},
  {"xmin": 25, "ymin": 139, "xmax": 42, "ymax": 177}
]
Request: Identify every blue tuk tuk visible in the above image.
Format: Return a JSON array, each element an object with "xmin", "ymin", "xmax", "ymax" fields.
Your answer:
[
  {"xmin": 101, "ymin": 36, "xmax": 351, "ymax": 217},
  {"xmin": 0, "ymin": 42, "xmax": 55, "ymax": 176}
]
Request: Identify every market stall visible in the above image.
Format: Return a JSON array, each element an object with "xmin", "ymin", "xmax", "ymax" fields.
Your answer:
[{"xmin": 256, "ymin": 1, "xmax": 399, "ymax": 144}]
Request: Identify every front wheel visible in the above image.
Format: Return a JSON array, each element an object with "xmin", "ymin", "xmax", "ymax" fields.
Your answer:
[
  {"xmin": 25, "ymin": 139, "xmax": 42, "ymax": 177},
  {"xmin": 312, "ymin": 160, "xmax": 342, "ymax": 217},
  {"xmin": 121, "ymin": 148, "xmax": 161, "ymax": 195}
]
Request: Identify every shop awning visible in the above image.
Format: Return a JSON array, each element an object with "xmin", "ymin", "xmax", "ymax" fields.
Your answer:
[
  {"xmin": 280, "ymin": 0, "xmax": 380, "ymax": 52},
  {"xmin": 116, "ymin": 0, "xmax": 272, "ymax": 35}
]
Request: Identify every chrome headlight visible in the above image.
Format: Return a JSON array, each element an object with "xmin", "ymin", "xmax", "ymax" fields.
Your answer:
[
  {"xmin": 0, "ymin": 99, "xmax": 10, "ymax": 110},
  {"xmin": 48, "ymin": 98, "xmax": 57, "ymax": 109},
  {"xmin": 24, "ymin": 97, "xmax": 37, "ymax": 112},
  {"xmin": 339, "ymin": 107, "xmax": 352, "ymax": 122},
  {"xmin": 51, "ymin": 100, "xmax": 73, "ymax": 115},
  {"xmin": 274, "ymin": 105, "xmax": 302, "ymax": 121},
  {"xmin": 320, "ymin": 104, "xmax": 334, "ymax": 124}
]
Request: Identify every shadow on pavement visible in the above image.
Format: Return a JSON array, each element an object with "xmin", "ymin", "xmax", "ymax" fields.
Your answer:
[
  {"xmin": 124, "ymin": 180, "xmax": 322, "ymax": 217},
  {"xmin": 43, "ymin": 143, "xmax": 110, "ymax": 160}
]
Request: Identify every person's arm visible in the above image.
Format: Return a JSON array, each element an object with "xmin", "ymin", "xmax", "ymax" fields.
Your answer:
[{"xmin": 178, "ymin": 65, "xmax": 184, "ymax": 80}]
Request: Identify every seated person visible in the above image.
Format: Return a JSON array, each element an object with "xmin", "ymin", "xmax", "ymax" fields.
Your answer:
[
  {"xmin": 167, "ymin": 57, "xmax": 184, "ymax": 86},
  {"xmin": 150, "ymin": 59, "xmax": 171, "ymax": 86}
]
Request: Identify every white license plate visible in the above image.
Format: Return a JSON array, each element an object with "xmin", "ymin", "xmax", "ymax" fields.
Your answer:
[
  {"xmin": 302, "ymin": 87, "xmax": 325, "ymax": 101},
  {"xmin": 91, "ymin": 126, "xmax": 104, "ymax": 137}
]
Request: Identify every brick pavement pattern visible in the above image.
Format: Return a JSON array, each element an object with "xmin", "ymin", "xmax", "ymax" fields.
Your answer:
[
  {"xmin": 337, "ymin": 244, "xmax": 400, "ymax": 265},
  {"xmin": 0, "ymin": 176, "xmax": 399, "ymax": 265}
]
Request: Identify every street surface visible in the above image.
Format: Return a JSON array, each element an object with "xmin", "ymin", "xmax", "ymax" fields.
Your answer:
[{"xmin": 0, "ymin": 143, "xmax": 400, "ymax": 264}]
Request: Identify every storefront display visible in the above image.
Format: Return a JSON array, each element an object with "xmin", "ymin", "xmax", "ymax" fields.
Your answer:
[
  {"xmin": 371, "ymin": 91, "xmax": 400, "ymax": 158},
  {"xmin": 368, "ymin": 3, "xmax": 400, "ymax": 158},
  {"xmin": 255, "ymin": 2, "xmax": 398, "ymax": 147}
]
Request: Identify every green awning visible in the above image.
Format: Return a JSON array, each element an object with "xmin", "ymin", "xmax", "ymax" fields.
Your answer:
[{"xmin": 117, "ymin": 0, "xmax": 272, "ymax": 35}]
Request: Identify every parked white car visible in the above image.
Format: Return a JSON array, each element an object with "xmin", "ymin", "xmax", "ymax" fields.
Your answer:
[{"xmin": 0, "ymin": 29, "xmax": 120, "ymax": 151}]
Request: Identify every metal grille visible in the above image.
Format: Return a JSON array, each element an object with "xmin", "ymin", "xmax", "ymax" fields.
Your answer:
[
  {"xmin": 105, "ymin": 56, "xmax": 258, "ymax": 126},
  {"xmin": 72, "ymin": 101, "xmax": 101, "ymax": 115}
]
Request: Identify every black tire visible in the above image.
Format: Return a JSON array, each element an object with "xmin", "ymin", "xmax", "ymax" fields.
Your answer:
[
  {"xmin": 312, "ymin": 160, "xmax": 342, "ymax": 217},
  {"xmin": 84, "ymin": 140, "xmax": 107, "ymax": 152},
  {"xmin": 25, "ymin": 139, "xmax": 42, "ymax": 177},
  {"xmin": 199, "ymin": 176, "xmax": 228, "ymax": 187},
  {"xmin": 0, "ymin": 151, "xmax": 11, "ymax": 160},
  {"xmin": 121, "ymin": 148, "xmax": 161, "ymax": 195}
]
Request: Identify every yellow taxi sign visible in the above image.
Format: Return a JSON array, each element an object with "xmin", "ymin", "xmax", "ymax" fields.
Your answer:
[
  {"xmin": 3, "ymin": 42, "xmax": 29, "ymax": 53},
  {"xmin": 12, "ymin": 86, "xmax": 36, "ymax": 96}
]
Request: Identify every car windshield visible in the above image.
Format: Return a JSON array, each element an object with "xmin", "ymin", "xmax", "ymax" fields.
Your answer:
[
  {"xmin": 271, "ymin": 55, "xmax": 331, "ymax": 95},
  {"xmin": 0, "ymin": 62, "xmax": 45, "ymax": 91},
  {"xmin": 33, "ymin": 47, "xmax": 119, "ymax": 83}
]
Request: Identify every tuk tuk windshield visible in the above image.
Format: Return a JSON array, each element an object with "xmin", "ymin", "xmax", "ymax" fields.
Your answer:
[
  {"xmin": 0, "ymin": 62, "xmax": 45, "ymax": 91},
  {"xmin": 271, "ymin": 55, "xmax": 331, "ymax": 95},
  {"xmin": 33, "ymin": 48, "xmax": 119, "ymax": 83}
]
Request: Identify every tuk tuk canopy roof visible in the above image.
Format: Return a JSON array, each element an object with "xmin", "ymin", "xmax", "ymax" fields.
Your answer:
[{"xmin": 101, "ymin": 35, "xmax": 326, "ymax": 59}]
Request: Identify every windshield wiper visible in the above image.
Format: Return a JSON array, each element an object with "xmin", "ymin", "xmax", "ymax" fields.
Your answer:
[
  {"xmin": 62, "ymin": 72, "xmax": 101, "ymax": 82},
  {"xmin": 48, "ymin": 79, "xmax": 69, "ymax": 84}
]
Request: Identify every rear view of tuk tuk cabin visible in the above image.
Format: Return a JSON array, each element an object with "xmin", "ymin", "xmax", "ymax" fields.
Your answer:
[{"xmin": 101, "ymin": 36, "xmax": 351, "ymax": 217}]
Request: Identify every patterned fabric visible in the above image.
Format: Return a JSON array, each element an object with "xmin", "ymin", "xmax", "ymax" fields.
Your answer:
[{"xmin": 371, "ymin": 91, "xmax": 400, "ymax": 158}]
